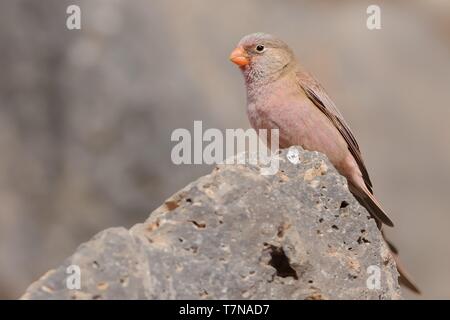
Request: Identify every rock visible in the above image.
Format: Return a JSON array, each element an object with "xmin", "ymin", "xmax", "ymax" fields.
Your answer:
[{"xmin": 21, "ymin": 147, "xmax": 402, "ymax": 300}]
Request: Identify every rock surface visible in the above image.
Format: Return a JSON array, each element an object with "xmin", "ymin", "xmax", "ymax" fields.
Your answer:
[{"xmin": 21, "ymin": 147, "xmax": 402, "ymax": 300}]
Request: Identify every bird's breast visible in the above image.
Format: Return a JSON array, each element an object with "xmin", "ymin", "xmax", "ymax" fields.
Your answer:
[{"xmin": 246, "ymin": 87, "xmax": 349, "ymax": 166}]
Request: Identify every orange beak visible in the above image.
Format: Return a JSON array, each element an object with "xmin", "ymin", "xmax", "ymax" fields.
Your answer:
[{"xmin": 229, "ymin": 46, "xmax": 249, "ymax": 66}]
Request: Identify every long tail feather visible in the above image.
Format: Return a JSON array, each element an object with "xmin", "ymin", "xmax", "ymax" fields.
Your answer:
[
  {"xmin": 397, "ymin": 264, "xmax": 421, "ymax": 294},
  {"xmin": 381, "ymin": 230, "xmax": 421, "ymax": 294},
  {"xmin": 349, "ymin": 182, "xmax": 421, "ymax": 293},
  {"xmin": 348, "ymin": 183, "xmax": 394, "ymax": 227}
]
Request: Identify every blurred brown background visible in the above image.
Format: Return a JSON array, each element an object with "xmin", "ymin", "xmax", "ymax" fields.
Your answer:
[{"xmin": 0, "ymin": 0, "xmax": 449, "ymax": 299}]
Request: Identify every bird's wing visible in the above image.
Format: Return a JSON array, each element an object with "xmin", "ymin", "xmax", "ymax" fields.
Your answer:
[{"xmin": 296, "ymin": 70, "xmax": 373, "ymax": 193}]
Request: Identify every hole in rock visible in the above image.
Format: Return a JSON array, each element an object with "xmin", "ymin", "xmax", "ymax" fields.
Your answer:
[
  {"xmin": 340, "ymin": 201, "xmax": 349, "ymax": 209},
  {"xmin": 189, "ymin": 220, "xmax": 206, "ymax": 229},
  {"xmin": 267, "ymin": 245, "xmax": 298, "ymax": 280}
]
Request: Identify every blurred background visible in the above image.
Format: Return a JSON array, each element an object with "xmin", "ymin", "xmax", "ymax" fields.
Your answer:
[{"xmin": 0, "ymin": 0, "xmax": 449, "ymax": 299}]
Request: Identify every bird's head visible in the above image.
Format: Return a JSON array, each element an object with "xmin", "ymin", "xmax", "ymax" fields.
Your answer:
[{"xmin": 229, "ymin": 33, "xmax": 295, "ymax": 83}]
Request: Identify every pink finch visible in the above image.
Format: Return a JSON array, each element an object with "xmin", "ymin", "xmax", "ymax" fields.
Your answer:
[{"xmin": 230, "ymin": 32, "xmax": 419, "ymax": 293}]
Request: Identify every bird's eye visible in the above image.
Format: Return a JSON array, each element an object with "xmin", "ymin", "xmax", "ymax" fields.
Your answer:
[{"xmin": 255, "ymin": 45, "xmax": 265, "ymax": 53}]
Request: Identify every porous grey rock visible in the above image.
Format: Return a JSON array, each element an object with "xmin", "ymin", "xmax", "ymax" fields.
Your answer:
[{"xmin": 21, "ymin": 147, "xmax": 402, "ymax": 300}]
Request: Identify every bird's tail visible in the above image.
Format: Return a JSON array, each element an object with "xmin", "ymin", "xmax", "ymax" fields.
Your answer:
[
  {"xmin": 348, "ymin": 182, "xmax": 394, "ymax": 227},
  {"xmin": 382, "ymin": 232, "xmax": 421, "ymax": 294},
  {"xmin": 349, "ymin": 181, "xmax": 420, "ymax": 294}
]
